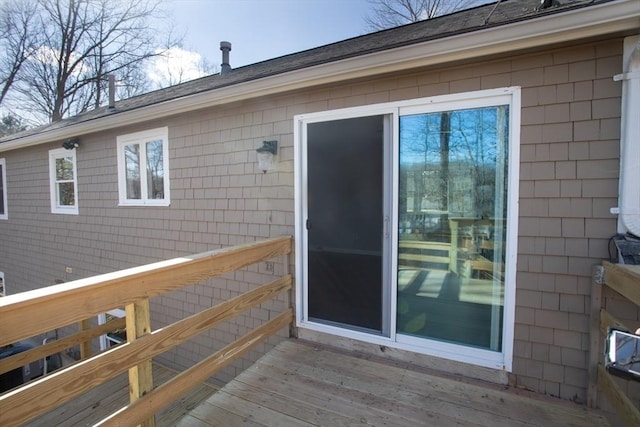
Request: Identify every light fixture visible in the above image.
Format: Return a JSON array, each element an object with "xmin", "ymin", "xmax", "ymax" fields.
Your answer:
[
  {"xmin": 62, "ymin": 137, "xmax": 79, "ymax": 150},
  {"xmin": 256, "ymin": 140, "xmax": 277, "ymax": 173}
]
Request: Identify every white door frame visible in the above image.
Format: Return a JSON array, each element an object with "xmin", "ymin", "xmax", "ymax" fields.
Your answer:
[{"xmin": 294, "ymin": 87, "xmax": 520, "ymax": 371}]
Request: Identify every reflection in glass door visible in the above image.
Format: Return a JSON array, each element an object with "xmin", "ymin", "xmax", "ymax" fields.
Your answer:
[
  {"xmin": 397, "ymin": 106, "xmax": 509, "ymax": 351},
  {"xmin": 306, "ymin": 116, "xmax": 387, "ymax": 333}
]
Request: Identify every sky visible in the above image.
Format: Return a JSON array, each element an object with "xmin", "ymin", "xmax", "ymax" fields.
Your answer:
[
  {"xmin": 2, "ymin": 0, "xmax": 376, "ymax": 124},
  {"xmin": 163, "ymin": 0, "xmax": 373, "ymax": 71}
]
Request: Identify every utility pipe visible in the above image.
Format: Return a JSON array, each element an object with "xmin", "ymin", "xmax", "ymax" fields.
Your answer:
[{"xmin": 613, "ymin": 35, "xmax": 640, "ymax": 237}]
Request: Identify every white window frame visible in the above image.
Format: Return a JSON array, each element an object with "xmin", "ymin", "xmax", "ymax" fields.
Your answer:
[
  {"xmin": 116, "ymin": 127, "xmax": 170, "ymax": 206},
  {"xmin": 49, "ymin": 148, "xmax": 79, "ymax": 215},
  {"xmin": 98, "ymin": 308, "xmax": 126, "ymax": 350},
  {"xmin": 0, "ymin": 158, "xmax": 7, "ymax": 219},
  {"xmin": 294, "ymin": 87, "xmax": 520, "ymax": 371}
]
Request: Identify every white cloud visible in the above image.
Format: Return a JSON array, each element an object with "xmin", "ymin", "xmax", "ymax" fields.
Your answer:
[{"xmin": 146, "ymin": 46, "xmax": 211, "ymax": 88}]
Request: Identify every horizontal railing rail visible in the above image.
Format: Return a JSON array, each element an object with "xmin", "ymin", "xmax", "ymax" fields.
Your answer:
[
  {"xmin": 0, "ymin": 317, "xmax": 126, "ymax": 376},
  {"xmin": 0, "ymin": 236, "xmax": 293, "ymax": 427}
]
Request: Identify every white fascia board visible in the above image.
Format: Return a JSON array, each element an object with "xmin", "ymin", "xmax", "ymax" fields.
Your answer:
[{"xmin": 1, "ymin": 0, "xmax": 638, "ymax": 153}]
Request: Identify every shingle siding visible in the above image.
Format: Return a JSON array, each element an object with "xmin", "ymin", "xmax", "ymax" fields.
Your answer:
[
  {"xmin": 509, "ymin": 38, "xmax": 621, "ymax": 401},
  {"xmin": 0, "ymin": 37, "xmax": 625, "ymax": 396}
]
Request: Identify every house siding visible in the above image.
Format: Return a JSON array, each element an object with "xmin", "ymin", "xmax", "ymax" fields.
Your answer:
[{"xmin": 0, "ymin": 37, "xmax": 624, "ymax": 397}]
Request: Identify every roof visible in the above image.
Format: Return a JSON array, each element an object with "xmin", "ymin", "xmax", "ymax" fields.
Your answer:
[{"xmin": 0, "ymin": 0, "xmax": 638, "ymax": 150}]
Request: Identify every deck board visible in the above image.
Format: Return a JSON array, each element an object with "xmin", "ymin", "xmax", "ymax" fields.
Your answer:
[
  {"xmin": 25, "ymin": 362, "xmax": 218, "ymax": 427},
  {"xmin": 179, "ymin": 339, "xmax": 612, "ymax": 426}
]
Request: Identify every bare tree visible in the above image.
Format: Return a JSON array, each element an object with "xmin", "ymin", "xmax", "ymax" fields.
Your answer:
[
  {"xmin": 365, "ymin": 0, "xmax": 482, "ymax": 31},
  {"xmin": 0, "ymin": 113, "xmax": 28, "ymax": 137},
  {"xmin": 14, "ymin": 0, "xmax": 176, "ymax": 123},
  {"xmin": 0, "ymin": 0, "xmax": 38, "ymax": 106}
]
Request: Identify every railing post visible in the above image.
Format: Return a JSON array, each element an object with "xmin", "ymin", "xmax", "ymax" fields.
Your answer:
[
  {"xmin": 126, "ymin": 299, "xmax": 155, "ymax": 427},
  {"xmin": 587, "ymin": 264, "xmax": 605, "ymax": 408},
  {"xmin": 284, "ymin": 247, "xmax": 297, "ymax": 338},
  {"xmin": 78, "ymin": 318, "xmax": 92, "ymax": 359}
]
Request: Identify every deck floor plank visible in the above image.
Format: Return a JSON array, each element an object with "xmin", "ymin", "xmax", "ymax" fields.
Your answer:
[
  {"xmin": 267, "ymin": 341, "xmax": 606, "ymax": 426},
  {"xmin": 246, "ymin": 354, "xmax": 479, "ymax": 426},
  {"xmin": 208, "ymin": 390, "xmax": 317, "ymax": 427},
  {"xmin": 180, "ymin": 339, "xmax": 612, "ymax": 427},
  {"xmin": 177, "ymin": 400, "xmax": 266, "ymax": 427},
  {"xmin": 222, "ymin": 378, "xmax": 370, "ymax": 426}
]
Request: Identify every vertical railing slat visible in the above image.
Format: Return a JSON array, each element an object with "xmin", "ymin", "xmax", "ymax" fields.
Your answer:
[
  {"xmin": 126, "ymin": 299, "xmax": 155, "ymax": 427},
  {"xmin": 79, "ymin": 318, "xmax": 92, "ymax": 359}
]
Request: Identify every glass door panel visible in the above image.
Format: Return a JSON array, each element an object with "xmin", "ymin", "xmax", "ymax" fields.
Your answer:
[
  {"xmin": 307, "ymin": 116, "xmax": 385, "ymax": 333},
  {"xmin": 397, "ymin": 106, "xmax": 509, "ymax": 350}
]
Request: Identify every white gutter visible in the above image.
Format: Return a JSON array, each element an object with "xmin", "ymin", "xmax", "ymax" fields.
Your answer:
[
  {"xmin": 0, "ymin": 0, "xmax": 638, "ymax": 153},
  {"xmin": 613, "ymin": 35, "xmax": 640, "ymax": 236}
]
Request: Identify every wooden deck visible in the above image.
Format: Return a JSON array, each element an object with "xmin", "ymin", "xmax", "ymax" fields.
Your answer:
[
  {"xmin": 177, "ymin": 339, "xmax": 613, "ymax": 427},
  {"xmin": 25, "ymin": 362, "xmax": 218, "ymax": 426}
]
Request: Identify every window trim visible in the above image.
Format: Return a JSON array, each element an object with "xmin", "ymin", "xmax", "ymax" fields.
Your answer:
[
  {"xmin": 98, "ymin": 308, "xmax": 126, "ymax": 350},
  {"xmin": 294, "ymin": 87, "xmax": 520, "ymax": 371},
  {"xmin": 116, "ymin": 127, "xmax": 170, "ymax": 206},
  {"xmin": 0, "ymin": 158, "xmax": 7, "ymax": 220},
  {"xmin": 49, "ymin": 148, "xmax": 79, "ymax": 215}
]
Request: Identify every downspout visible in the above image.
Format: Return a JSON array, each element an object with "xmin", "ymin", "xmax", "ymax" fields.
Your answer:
[{"xmin": 613, "ymin": 35, "xmax": 640, "ymax": 236}]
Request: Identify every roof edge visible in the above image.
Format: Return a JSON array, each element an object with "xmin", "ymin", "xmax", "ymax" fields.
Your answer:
[{"xmin": 0, "ymin": 0, "xmax": 638, "ymax": 153}]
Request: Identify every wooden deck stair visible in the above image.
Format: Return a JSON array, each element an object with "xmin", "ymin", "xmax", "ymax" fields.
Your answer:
[{"xmin": 177, "ymin": 339, "xmax": 612, "ymax": 426}]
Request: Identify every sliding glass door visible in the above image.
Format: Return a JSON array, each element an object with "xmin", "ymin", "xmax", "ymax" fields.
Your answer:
[{"xmin": 296, "ymin": 88, "xmax": 519, "ymax": 369}]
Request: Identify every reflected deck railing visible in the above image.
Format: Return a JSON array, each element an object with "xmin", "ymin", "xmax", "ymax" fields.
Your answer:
[{"xmin": 0, "ymin": 236, "xmax": 293, "ymax": 426}]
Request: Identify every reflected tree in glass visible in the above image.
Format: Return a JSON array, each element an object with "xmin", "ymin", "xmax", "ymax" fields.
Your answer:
[
  {"xmin": 397, "ymin": 105, "xmax": 509, "ymax": 351},
  {"xmin": 124, "ymin": 144, "xmax": 141, "ymax": 199},
  {"xmin": 146, "ymin": 140, "xmax": 164, "ymax": 199},
  {"xmin": 55, "ymin": 157, "xmax": 75, "ymax": 206},
  {"xmin": 0, "ymin": 164, "xmax": 5, "ymax": 215}
]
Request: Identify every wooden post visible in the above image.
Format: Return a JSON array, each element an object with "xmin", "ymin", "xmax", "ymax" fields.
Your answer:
[
  {"xmin": 78, "ymin": 319, "xmax": 92, "ymax": 360},
  {"xmin": 449, "ymin": 219, "xmax": 458, "ymax": 274},
  {"xmin": 126, "ymin": 299, "xmax": 155, "ymax": 427},
  {"xmin": 284, "ymin": 250, "xmax": 297, "ymax": 338},
  {"xmin": 587, "ymin": 264, "xmax": 605, "ymax": 408}
]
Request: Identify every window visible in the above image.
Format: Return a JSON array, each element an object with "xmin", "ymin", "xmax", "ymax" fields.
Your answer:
[
  {"xmin": 295, "ymin": 88, "xmax": 520, "ymax": 370},
  {"xmin": 0, "ymin": 158, "xmax": 6, "ymax": 219},
  {"xmin": 98, "ymin": 308, "xmax": 126, "ymax": 350},
  {"xmin": 397, "ymin": 105, "xmax": 510, "ymax": 353},
  {"xmin": 49, "ymin": 148, "xmax": 78, "ymax": 214},
  {"xmin": 0, "ymin": 272, "xmax": 5, "ymax": 296},
  {"xmin": 117, "ymin": 127, "xmax": 170, "ymax": 206}
]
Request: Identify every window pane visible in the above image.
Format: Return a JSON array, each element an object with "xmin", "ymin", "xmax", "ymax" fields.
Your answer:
[
  {"xmin": 58, "ymin": 182, "xmax": 75, "ymax": 206},
  {"xmin": 124, "ymin": 144, "xmax": 141, "ymax": 199},
  {"xmin": 56, "ymin": 157, "xmax": 74, "ymax": 180},
  {"xmin": 146, "ymin": 139, "xmax": 164, "ymax": 199},
  {"xmin": 0, "ymin": 164, "xmax": 4, "ymax": 215},
  {"xmin": 397, "ymin": 106, "xmax": 509, "ymax": 351}
]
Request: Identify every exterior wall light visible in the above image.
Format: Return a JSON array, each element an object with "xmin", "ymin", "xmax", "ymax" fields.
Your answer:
[
  {"xmin": 62, "ymin": 137, "xmax": 79, "ymax": 150},
  {"xmin": 256, "ymin": 140, "xmax": 278, "ymax": 173}
]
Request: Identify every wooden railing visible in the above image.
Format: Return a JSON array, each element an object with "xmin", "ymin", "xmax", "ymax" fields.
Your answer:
[
  {"xmin": 589, "ymin": 261, "xmax": 640, "ymax": 427},
  {"xmin": 0, "ymin": 236, "xmax": 293, "ymax": 426}
]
